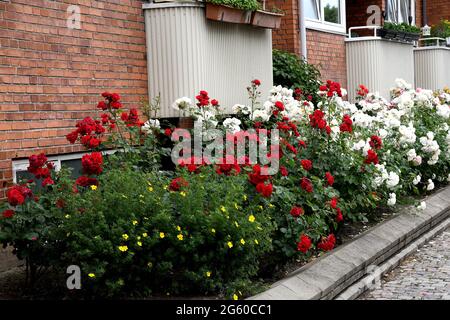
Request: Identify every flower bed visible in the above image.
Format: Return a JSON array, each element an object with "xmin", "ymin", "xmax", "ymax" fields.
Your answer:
[{"xmin": 1, "ymin": 80, "xmax": 450, "ymax": 299}]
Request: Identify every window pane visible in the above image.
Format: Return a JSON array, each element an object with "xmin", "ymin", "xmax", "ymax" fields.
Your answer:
[
  {"xmin": 323, "ymin": 0, "xmax": 340, "ymax": 24},
  {"xmin": 399, "ymin": 0, "xmax": 412, "ymax": 23},
  {"xmin": 386, "ymin": 0, "xmax": 398, "ymax": 23},
  {"xmin": 305, "ymin": 0, "xmax": 319, "ymax": 20},
  {"xmin": 61, "ymin": 159, "xmax": 82, "ymax": 179}
]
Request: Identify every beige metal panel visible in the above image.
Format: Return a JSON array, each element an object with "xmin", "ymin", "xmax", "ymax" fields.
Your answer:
[
  {"xmin": 346, "ymin": 39, "xmax": 414, "ymax": 102},
  {"xmin": 144, "ymin": 3, "xmax": 273, "ymax": 118},
  {"xmin": 414, "ymin": 48, "xmax": 450, "ymax": 90}
]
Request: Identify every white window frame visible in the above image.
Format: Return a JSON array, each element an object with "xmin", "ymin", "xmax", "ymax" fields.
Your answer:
[
  {"xmin": 12, "ymin": 150, "xmax": 117, "ymax": 183},
  {"xmin": 385, "ymin": 0, "xmax": 416, "ymax": 25},
  {"xmin": 305, "ymin": 0, "xmax": 347, "ymax": 34}
]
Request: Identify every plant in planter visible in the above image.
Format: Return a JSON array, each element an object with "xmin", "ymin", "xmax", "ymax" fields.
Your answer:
[
  {"xmin": 205, "ymin": 0, "xmax": 260, "ymax": 24},
  {"xmin": 250, "ymin": 0, "xmax": 284, "ymax": 29},
  {"xmin": 377, "ymin": 22, "xmax": 421, "ymax": 43},
  {"xmin": 431, "ymin": 20, "xmax": 450, "ymax": 46}
]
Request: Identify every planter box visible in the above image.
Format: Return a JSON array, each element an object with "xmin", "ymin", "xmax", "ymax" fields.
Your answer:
[
  {"xmin": 377, "ymin": 28, "xmax": 420, "ymax": 43},
  {"xmin": 414, "ymin": 47, "xmax": 450, "ymax": 90},
  {"xmin": 346, "ymin": 38, "xmax": 415, "ymax": 101},
  {"xmin": 250, "ymin": 10, "xmax": 283, "ymax": 29},
  {"xmin": 205, "ymin": 3, "xmax": 252, "ymax": 24},
  {"xmin": 143, "ymin": 2, "xmax": 273, "ymax": 118}
]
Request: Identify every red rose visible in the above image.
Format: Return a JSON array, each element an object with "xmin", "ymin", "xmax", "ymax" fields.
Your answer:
[
  {"xmin": 256, "ymin": 182, "xmax": 273, "ymax": 198},
  {"xmin": 97, "ymin": 101, "xmax": 107, "ymax": 110},
  {"xmin": 301, "ymin": 159, "xmax": 312, "ymax": 171},
  {"xmin": 336, "ymin": 208, "xmax": 344, "ymax": 223},
  {"xmin": 300, "ymin": 177, "xmax": 313, "ymax": 193},
  {"xmin": 275, "ymin": 101, "xmax": 285, "ymax": 111},
  {"xmin": 169, "ymin": 177, "xmax": 189, "ymax": 192},
  {"xmin": 369, "ymin": 135, "xmax": 383, "ymax": 150},
  {"xmin": 101, "ymin": 92, "xmax": 111, "ymax": 98},
  {"xmin": 88, "ymin": 137, "xmax": 101, "ymax": 149},
  {"xmin": 365, "ymin": 150, "xmax": 379, "ymax": 165},
  {"xmin": 252, "ymin": 79, "xmax": 261, "ymax": 86},
  {"xmin": 7, "ymin": 186, "xmax": 31, "ymax": 206},
  {"xmin": 111, "ymin": 93, "xmax": 121, "ymax": 102},
  {"xmin": 357, "ymin": 85, "xmax": 369, "ymax": 97},
  {"xmin": 66, "ymin": 131, "xmax": 79, "ymax": 144},
  {"xmin": 211, "ymin": 99, "xmax": 219, "ymax": 106},
  {"xmin": 81, "ymin": 152, "xmax": 103, "ymax": 176},
  {"xmin": 290, "ymin": 206, "xmax": 304, "ymax": 218},
  {"xmin": 75, "ymin": 176, "xmax": 99, "ymax": 187},
  {"xmin": 297, "ymin": 234, "xmax": 312, "ymax": 253},
  {"xmin": 42, "ymin": 176, "xmax": 55, "ymax": 187},
  {"xmin": 317, "ymin": 234, "xmax": 336, "ymax": 251},
  {"xmin": 2, "ymin": 209, "xmax": 15, "ymax": 219},
  {"xmin": 164, "ymin": 128, "xmax": 172, "ymax": 137},
  {"xmin": 280, "ymin": 166, "xmax": 288, "ymax": 177},
  {"xmin": 330, "ymin": 197, "xmax": 338, "ymax": 209},
  {"xmin": 325, "ymin": 172, "xmax": 334, "ymax": 186},
  {"xmin": 111, "ymin": 101, "xmax": 122, "ymax": 109}
]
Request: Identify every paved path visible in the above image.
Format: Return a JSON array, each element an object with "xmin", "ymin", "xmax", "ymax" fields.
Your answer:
[{"xmin": 359, "ymin": 228, "xmax": 450, "ymax": 300}]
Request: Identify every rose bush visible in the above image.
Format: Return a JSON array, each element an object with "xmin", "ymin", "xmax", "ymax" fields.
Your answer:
[{"xmin": 1, "ymin": 79, "xmax": 450, "ymax": 299}]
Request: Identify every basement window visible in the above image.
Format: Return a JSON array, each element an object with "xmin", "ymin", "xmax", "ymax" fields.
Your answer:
[
  {"xmin": 12, "ymin": 150, "xmax": 116, "ymax": 184},
  {"xmin": 304, "ymin": 0, "xmax": 346, "ymax": 34}
]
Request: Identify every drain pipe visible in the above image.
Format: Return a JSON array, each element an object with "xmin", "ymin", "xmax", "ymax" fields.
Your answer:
[
  {"xmin": 422, "ymin": 0, "xmax": 427, "ymax": 26},
  {"xmin": 299, "ymin": 0, "xmax": 307, "ymax": 61}
]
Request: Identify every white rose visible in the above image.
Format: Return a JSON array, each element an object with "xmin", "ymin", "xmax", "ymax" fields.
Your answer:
[
  {"xmin": 386, "ymin": 172, "xmax": 400, "ymax": 189},
  {"xmin": 427, "ymin": 179, "xmax": 435, "ymax": 191},
  {"xmin": 413, "ymin": 175, "xmax": 421, "ymax": 185},
  {"xmin": 417, "ymin": 201, "xmax": 427, "ymax": 210},
  {"xmin": 387, "ymin": 193, "xmax": 396, "ymax": 206}
]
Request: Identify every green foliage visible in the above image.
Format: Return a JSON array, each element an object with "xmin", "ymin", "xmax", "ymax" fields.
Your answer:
[
  {"xmin": 431, "ymin": 20, "xmax": 450, "ymax": 38},
  {"xmin": 206, "ymin": 0, "xmax": 261, "ymax": 11},
  {"xmin": 384, "ymin": 22, "xmax": 421, "ymax": 34},
  {"xmin": 272, "ymin": 49, "xmax": 322, "ymax": 102}
]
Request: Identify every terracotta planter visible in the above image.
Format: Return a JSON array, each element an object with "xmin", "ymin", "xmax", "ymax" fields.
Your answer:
[
  {"xmin": 205, "ymin": 3, "xmax": 252, "ymax": 24},
  {"xmin": 250, "ymin": 10, "xmax": 283, "ymax": 29}
]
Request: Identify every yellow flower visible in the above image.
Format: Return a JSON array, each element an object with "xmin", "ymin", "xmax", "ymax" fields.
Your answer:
[
  {"xmin": 234, "ymin": 221, "xmax": 239, "ymax": 228},
  {"xmin": 88, "ymin": 273, "xmax": 95, "ymax": 278},
  {"xmin": 258, "ymin": 205, "xmax": 263, "ymax": 211},
  {"xmin": 243, "ymin": 195, "xmax": 248, "ymax": 201},
  {"xmin": 90, "ymin": 185, "xmax": 97, "ymax": 191},
  {"xmin": 211, "ymin": 228, "xmax": 216, "ymax": 234},
  {"xmin": 177, "ymin": 234, "xmax": 184, "ymax": 241},
  {"xmin": 147, "ymin": 262, "xmax": 153, "ymax": 268},
  {"xmin": 248, "ymin": 215, "xmax": 255, "ymax": 223},
  {"xmin": 159, "ymin": 232, "xmax": 165, "ymax": 239},
  {"xmin": 268, "ymin": 203, "xmax": 274, "ymax": 208},
  {"xmin": 180, "ymin": 191, "xmax": 187, "ymax": 197},
  {"xmin": 233, "ymin": 294, "xmax": 239, "ymax": 300},
  {"xmin": 254, "ymin": 239, "xmax": 259, "ymax": 245},
  {"xmin": 240, "ymin": 238, "xmax": 245, "ymax": 245},
  {"xmin": 220, "ymin": 206, "xmax": 227, "ymax": 213},
  {"xmin": 163, "ymin": 185, "xmax": 169, "ymax": 190},
  {"xmin": 148, "ymin": 186, "xmax": 154, "ymax": 192},
  {"xmin": 65, "ymin": 214, "xmax": 70, "ymax": 219},
  {"xmin": 234, "ymin": 203, "xmax": 239, "ymax": 210},
  {"xmin": 118, "ymin": 245, "xmax": 128, "ymax": 252},
  {"xmin": 122, "ymin": 234, "xmax": 129, "ymax": 240},
  {"xmin": 137, "ymin": 236, "xmax": 141, "ymax": 240},
  {"xmin": 139, "ymin": 194, "xmax": 144, "ymax": 198},
  {"xmin": 121, "ymin": 194, "xmax": 128, "ymax": 199},
  {"xmin": 142, "ymin": 232, "xmax": 148, "ymax": 238},
  {"xmin": 227, "ymin": 241, "xmax": 233, "ymax": 249},
  {"xmin": 137, "ymin": 241, "xmax": 142, "ymax": 247},
  {"xmin": 176, "ymin": 226, "xmax": 181, "ymax": 231},
  {"xmin": 206, "ymin": 271, "xmax": 211, "ymax": 278},
  {"xmin": 132, "ymin": 220, "xmax": 138, "ymax": 226}
]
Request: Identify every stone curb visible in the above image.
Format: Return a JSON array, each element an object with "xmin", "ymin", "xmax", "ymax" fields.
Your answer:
[
  {"xmin": 334, "ymin": 216, "xmax": 450, "ymax": 300},
  {"xmin": 248, "ymin": 186, "xmax": 450, "ymax": 300}
]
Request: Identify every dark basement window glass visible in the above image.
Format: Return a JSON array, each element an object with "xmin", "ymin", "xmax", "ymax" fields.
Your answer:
[{"xmin": 61, "ymin": 159, "xmax": 83, "ymax": 179}]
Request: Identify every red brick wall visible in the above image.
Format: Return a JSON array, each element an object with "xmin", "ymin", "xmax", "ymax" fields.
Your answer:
[
  {"xmin": 0, "ymin": 0, "xmax": 148, "ymax": 199},
  {"xmin": 306, "ymin": 30, "xmax": 347, "ymax": 88},
  {"xmin": 269, "ymin": 0, "xmax": 300, "ymax": 55},
  {"xmin": 426, "ymin": 0, "xmax": 450, "ymax": 26},
  {"xmin": 270, "ymin": 0, "xmax": 347, "ymax": 87}
]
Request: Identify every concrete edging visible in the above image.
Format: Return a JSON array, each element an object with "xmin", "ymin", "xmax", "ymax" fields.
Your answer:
[{"xmin": 248, "ymin": 186, "xmax": 450, "ymax": 300}]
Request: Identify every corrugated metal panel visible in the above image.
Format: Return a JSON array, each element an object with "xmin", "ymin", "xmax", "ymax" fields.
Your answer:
[
  {"xmin": 414, "ymin": 48, "xmax": 450, "ymax": 90},
  {"xmin": 144, "ymin": 4, "xmax": 273, "ymax": 118},
  {"xmin": 346, "ymin": 39, "xmax": 414, "ymax": 102}
]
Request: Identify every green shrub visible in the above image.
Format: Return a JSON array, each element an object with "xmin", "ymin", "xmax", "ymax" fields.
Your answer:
[
  {"xmin": 272, "ymin": 49, "xmax": 322, "ymax": 102},
  {"xmin": 383, "ymin": 22, "xmax": 421, "ymax": 34}
]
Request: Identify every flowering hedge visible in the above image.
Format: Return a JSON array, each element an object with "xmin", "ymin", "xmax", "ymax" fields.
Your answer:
[{"xmin": 1, "ymin": 81, "xmax": 450, "ymax": 299}]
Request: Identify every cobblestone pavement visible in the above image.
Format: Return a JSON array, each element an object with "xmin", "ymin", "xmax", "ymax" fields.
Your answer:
[{"xmin": 359, "ymin": 228, "xmax": 450, "ymax": 300}]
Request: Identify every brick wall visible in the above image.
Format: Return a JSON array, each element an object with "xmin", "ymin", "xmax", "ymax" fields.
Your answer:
[
  {"xmin": 306, "ymin": 30, "xmax": 347, "ymax": 88},
  {"xmin": 426, "ymin": 0, "xmax": 450, "ymax": 26},
  {"xmin": 0, "ymin": 0, "xmax": 148, "ymax": 199},
  {"xmin": 270, "ymin": 0, "xmax": 347, "ymax": 87}
]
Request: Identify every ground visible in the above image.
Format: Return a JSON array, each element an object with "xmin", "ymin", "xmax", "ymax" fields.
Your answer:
[{"xmin": 359, "ymin": 228, "xmax": 450, "ymax": 300}]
